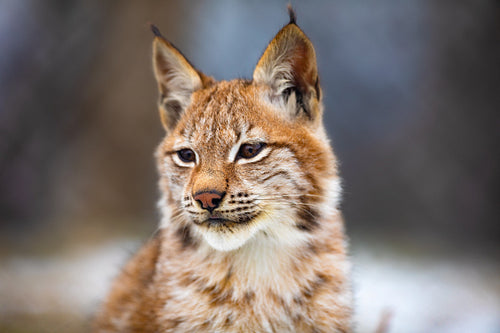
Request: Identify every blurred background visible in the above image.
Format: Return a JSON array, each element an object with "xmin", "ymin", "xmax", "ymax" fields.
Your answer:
[{"xmin": 0, "ymin": 0, "xmax": 499, "ymax": 332}]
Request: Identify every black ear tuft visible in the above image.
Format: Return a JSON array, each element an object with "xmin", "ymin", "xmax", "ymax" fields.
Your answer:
[
  {"xmin": 287, "ymin": 4, "xmax": 297, "ymax": 25},
  {"xmin": 150, "ymin": 23, "xmax": 163, "ymax": 38}
]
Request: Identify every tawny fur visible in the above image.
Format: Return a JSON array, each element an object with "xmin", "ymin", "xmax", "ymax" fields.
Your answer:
[{"xmin": 94, "ymin": 11, "xmax": 352, "ymax": 333}]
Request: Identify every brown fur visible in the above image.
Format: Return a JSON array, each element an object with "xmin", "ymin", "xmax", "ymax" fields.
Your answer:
[{"xmin": 94, "ymin": 9, "xmax": 352, "ymax": 333}]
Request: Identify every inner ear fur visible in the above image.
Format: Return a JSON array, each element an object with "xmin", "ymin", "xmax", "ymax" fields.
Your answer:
[
  {"xmin": 253, "ymin": 23, "xmax": 322, "ymax": 121},
  {"xmin": 152, "ymin": 28, "xmax": 213, "ymax": 131}
]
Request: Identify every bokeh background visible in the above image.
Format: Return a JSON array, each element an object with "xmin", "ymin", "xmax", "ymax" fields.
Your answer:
[{"xmin": 1, "ymin": 1, "xmax": 499, "ymax": 332}]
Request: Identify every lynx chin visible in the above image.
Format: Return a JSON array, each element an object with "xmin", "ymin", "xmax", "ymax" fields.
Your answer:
[{"xmin": 94, "ymin": 7, "xmax": 353, "ymax": 333}]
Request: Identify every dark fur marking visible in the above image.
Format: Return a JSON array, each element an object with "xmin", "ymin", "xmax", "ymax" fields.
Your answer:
[
  {"xmin": 261, "ymin": 170, "xmax": 291, "ymax": 183},
  {"xmin": 293, "ymin": 313, "xmax": 304, "ymax": 325},
  {"xmin": 282, "ymin": 87, "xmax": 311, "ymax": 120},
  {"xmin": 164, "ymin": 100, "xmax": 183, "ymax": 124},
  {"xmin": 238, "ymin": 211, "xmax": 260, "ymax": 224},
  {"xmin": 166, "ymin": 318, "xmax": 184, "ymax": 329},
  {"xmin": 175, "ymin": 225, "xmax": 197, "ymax": 249},
  {"xmin": 295, "ymin": 89, "xmax": 310, "ymax": 119},
  {"xmin": 302, "ymin": 272, "xmax": 329, "ymax": 299},
  {"xmin": 241, "ymin": 79, "xmax": 252, "ymax": 87},
  {"xmin": 259, "ymin": 169, "xmax": 302, "ymax": 193},
  {"xmin": 244, "ymin": 290, "xmax": 255, "ymax": 304},
  {"xmin": 197, "ymin": 266, "xmax": 234, "ymax": 307},
  {"xmin": 224, "ymin": 266, "xmax": 233, "ymax": 284},
  {"xmin": 234, "ymin": 130, "xmax": 241, "ymax": 144},
  {"xmin": 293, "ymin": 295, "xmax": 304, "ymax": 305},
  {"xmin": 297, "ymin": 223, "xmax": 314, "ymax": 232},
  {"xmin": 276, "ymin": 293, "xmax": 292, "ymax": 317},
  {"xmin": 304, "ymin": 173, "xmax": 322, "ymax": 202},
  {"xmin": 238, "ymin": 207, "xmax": 248, "ymax": 212},
  {"xmin": 296, "ymin": 205, "xmax": 320, "ymax": 232},
  {"xmin": 315, "ymin": 76, "xmax": 321, "ymax": 100},
  {"xmin": 307, "ymin": 242, "xmax": 318, "ymax": 255},
  {"xmin": 224, "ymin": 314, "xmax": 233, "ymax": 327},
  {"xmin": 208, "ymin": 287, "xmax": 234, "ymax": 307}
]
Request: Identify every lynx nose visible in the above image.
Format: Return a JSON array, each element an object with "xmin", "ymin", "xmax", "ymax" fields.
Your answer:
[{"xmin": 193, "ymin": 190, "xmax": 225, "ymax": 212}]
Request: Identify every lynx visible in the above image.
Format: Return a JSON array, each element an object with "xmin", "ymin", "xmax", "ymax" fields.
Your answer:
[{"xmin": 94, "ymin": 8, "xmax": 352, "ymax": 333}]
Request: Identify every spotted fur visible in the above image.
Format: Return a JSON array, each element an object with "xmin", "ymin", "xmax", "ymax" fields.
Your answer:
[{"xmin": 94, "ymin": 9, "xmax": 352, "ymax": 333}]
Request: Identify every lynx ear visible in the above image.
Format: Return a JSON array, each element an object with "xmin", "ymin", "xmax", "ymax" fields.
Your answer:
[
  {"xmin": 253, "ymin": 21, "xmax": 321, "ymax": 121},
  {"xmin": 152, "ymin": 26, "xmax": 211, "ymax": 131}
]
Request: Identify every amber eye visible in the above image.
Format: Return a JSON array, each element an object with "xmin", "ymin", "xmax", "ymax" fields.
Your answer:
[
  {"xmin": 177, "ymin": 149, "xmax": 196, "ymax": 163},
  {"xmin": 237, "ymin": 143, "xmax": 266, "ymax": 159}
]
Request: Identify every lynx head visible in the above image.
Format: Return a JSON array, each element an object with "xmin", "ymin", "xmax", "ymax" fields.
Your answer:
[{"xmin": 152, "ymin": 14, "xmax": 341, "ymax": 252}]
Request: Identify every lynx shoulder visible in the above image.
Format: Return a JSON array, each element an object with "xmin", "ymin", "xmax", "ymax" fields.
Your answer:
[{"xmin": 94, "ymin": 8, "xmax": 353, "ymax": 333}]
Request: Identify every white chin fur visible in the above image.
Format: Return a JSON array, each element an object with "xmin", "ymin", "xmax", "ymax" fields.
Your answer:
[{"xmin": 202, "ymin": 227, "xmax": 256, "ymax": 252}]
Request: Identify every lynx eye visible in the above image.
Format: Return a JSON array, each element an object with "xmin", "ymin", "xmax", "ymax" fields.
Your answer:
[
  {"xmin": 237, "ymin": 143, "xmax": 266, "ymax": 159},
  {"xmin": 177, "ymin": 149, "xmax": 196, "ymax": 163}
]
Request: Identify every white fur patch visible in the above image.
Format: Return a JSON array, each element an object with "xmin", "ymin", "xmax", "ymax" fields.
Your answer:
[
  {"xmin": 202, "ymin": 225, "xmax": 257, "ymax": 252},
  {"xmin": 158, "ymin": 196, "xmax": 172, "ymax": 229},
  {"xmin": 319, "ymin": 177, "xmax": 342, "ymax": 217},
  {"xmin": 227, "ymin": 130, "xmax": 247, "ymax": 162}
]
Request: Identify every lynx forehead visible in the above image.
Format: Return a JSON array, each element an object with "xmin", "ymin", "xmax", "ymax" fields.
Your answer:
[{"xmin": 95, "ymin": 7, "xmax": 352, "ymax": 332}]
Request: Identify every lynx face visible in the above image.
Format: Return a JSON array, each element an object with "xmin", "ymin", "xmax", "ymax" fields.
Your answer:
[{"xmin": 153, "ymin": 22, "xmax": 340, "ymax": 252}]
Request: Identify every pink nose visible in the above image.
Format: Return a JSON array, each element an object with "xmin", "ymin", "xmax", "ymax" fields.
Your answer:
[{"xmin": 193, "ymin": 191, "xmax": 225, "ymax": 211}]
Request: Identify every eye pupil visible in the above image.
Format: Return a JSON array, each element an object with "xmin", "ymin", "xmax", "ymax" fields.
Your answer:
[
  {"xmin": 238, "ymin": 143, "xmax": 265, "ymax": 159},
  {"xmin": 177, "ymin": 149, "xmax": 195, "ymax": 163}
]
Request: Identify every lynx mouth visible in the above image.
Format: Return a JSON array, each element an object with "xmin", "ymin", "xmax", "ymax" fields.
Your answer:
[
  {"xmin": 206, "ymin": 217, "xmax": 234, "ymax": 227},
  {"xmin": 198, "ymin": 212, "xmax": 264, "ymax": 251},
  {"xmin": 200, "ymin": 213, "xmax": 258, "ymax": 228}
]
